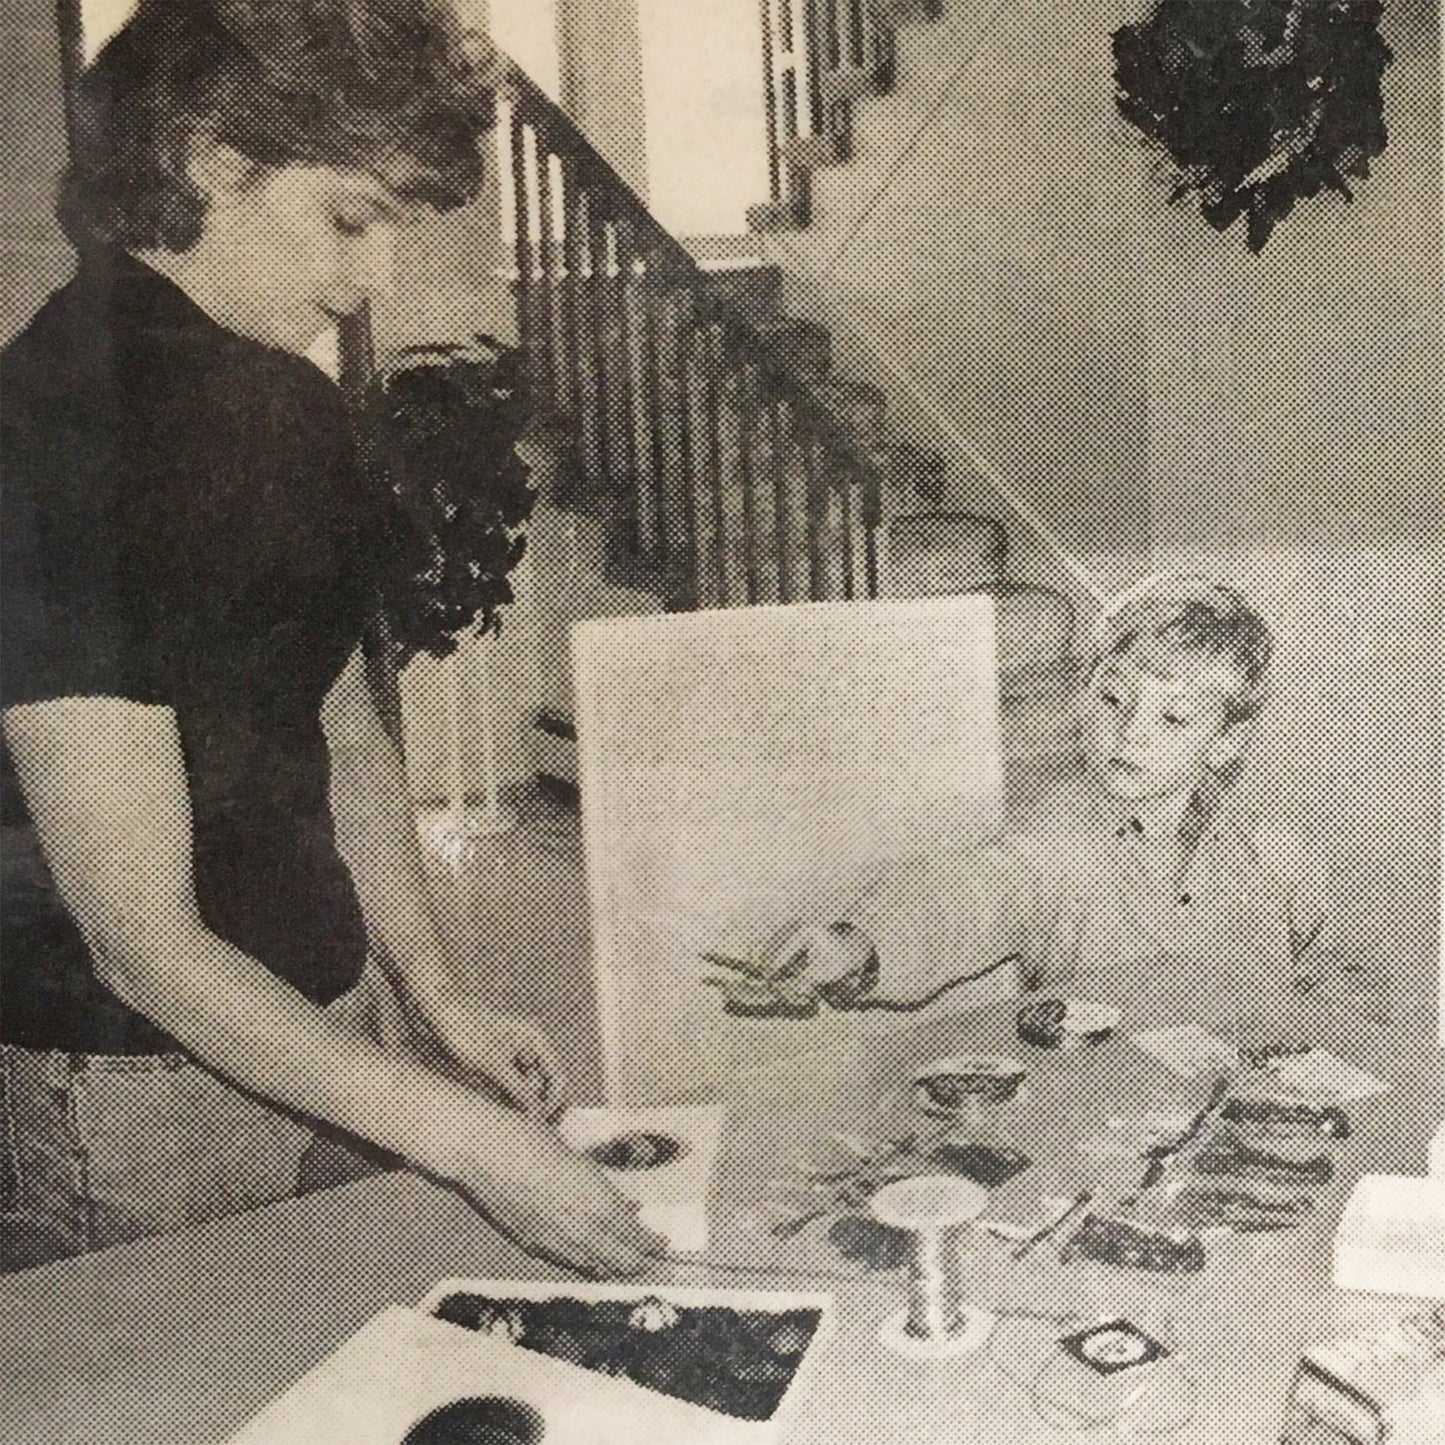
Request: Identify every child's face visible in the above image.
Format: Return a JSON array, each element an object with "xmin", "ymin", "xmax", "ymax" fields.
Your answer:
[
  {"xmin": 1078, "ymin": 640, "xmax": 1247, "ymax": 805},
  {"xmin": 178, "ymin": 157, "xmax": 418, "ymax": 356}
]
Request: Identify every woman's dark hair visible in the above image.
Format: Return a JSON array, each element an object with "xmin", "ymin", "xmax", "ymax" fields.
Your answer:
[{"xmin": 59, "ymin": 0, "xmax": 499, "ymax": 252}]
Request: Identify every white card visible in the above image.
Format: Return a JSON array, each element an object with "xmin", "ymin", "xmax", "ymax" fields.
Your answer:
[
  {"xmin": 1129, "ymin": 1024, "xmax": 1240, "ymax": 1078},
  {"xmin": 558, "ymin": 1106, "xmax": 727, "ymax": 1252}
]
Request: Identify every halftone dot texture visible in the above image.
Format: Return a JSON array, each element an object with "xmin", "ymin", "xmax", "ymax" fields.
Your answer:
[{"xmin": 2, "ymin": 1, "xmax": 1441, "ymax": 1443}]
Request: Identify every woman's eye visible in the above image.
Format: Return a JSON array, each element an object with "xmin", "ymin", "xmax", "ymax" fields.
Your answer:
[
  {"xmin": 1162, "ymin": 714, "xmax": 1187, "ymax": 727},
  {"xmin": 1100, "ymin": 692, "xmax": 1121, "ymax": 709},
  {"xmin": 333, "ymin": 216, "xmax": 368, "ymax": 237}
]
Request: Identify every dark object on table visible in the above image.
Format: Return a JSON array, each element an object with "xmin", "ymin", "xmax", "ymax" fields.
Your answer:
[
  {"xmin": 827, "ymin": 1214, "xmax": 912, "ymax": 1271},
  {"xmin": 1221, "ymin": 1097, "xmax": 1351, "ymax": 1141},
  {"xmin": 914, "ymin": 1066, "xmax": 1027, "ymax": 1111},
  {"xmin": 1017, "ymin": 998, "xmax": 1069, "ymax": 1047},
  {"xmin": 401, "ymin": 1396, "xmax": 544, "ymax": 1444},
  {"xmin": 430, "ymin": 1292, "xmax": 822, "ymax": 1422},
  {"xmin": 1017, "ymin": 998, "xmax": 1115, "ymax": 1049},
  {"xmin": 1059, "ymin": 1320, "xmax": 1170, "ymax": 1374},
  {"xmin": 1068, "ymin": 1214, "xmax": 1206, "ymax": 1274},
  {"xmin": 1112, "ymin": 0, "xmax": 1394, "ymax": 252},
  {"xmin": 588, "ymin": 1132, "xmax": 686, "ymax": 1171},
  {"xmin": 1165, "ymin": 1185, "xmax": 1315, "ymax": 1233},
  {"xmin": 1191, "ymin": 1139, "xmax": 1334, "ymax": 1187},
  {"xmin": 926, "ymin": 1141, "xmax": 1032, "ymax": 1188},
  {"xmin": 722, "ymin": 989, "xmax": 821, "ymax": 1019}
]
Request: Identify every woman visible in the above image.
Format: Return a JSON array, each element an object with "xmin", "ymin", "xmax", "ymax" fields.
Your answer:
[{"xmin": 0, "ymin": 0, "xmax": 657, "ymax": 1275}]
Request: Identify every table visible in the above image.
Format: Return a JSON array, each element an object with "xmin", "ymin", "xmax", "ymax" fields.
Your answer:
[{"xmin": 3, "ymin": 990, "xmax": 1439, "ymax": 1445}]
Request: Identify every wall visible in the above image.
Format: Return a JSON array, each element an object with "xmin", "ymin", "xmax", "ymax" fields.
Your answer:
[
  {"xmin": 767, "ymin": 0, "xmax": 1439, "ymax": 1004},
  {"xmin": 556, "ymin": 0, "xmax": 650, "ymax": 198},
  {"xmin": 1, "ymin": 0, "xmax": 76, "ymax": 347},
  {"xmin": 634, "ymin": 0, "xmax": 771, "ymax": 240}
]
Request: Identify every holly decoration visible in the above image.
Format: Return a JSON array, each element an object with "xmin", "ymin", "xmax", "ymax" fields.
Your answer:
[
  {"xmin": 363, "ymin": 335, "xmax": 536, "ymax": 662},
  {"xmin": 1113, "ymin": 0, "xmax": 1393, "ymax": 252}
]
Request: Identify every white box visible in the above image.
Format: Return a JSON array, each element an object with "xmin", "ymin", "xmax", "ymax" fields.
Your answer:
[{"xmin": 1334, "ymin": 1175, "xmax": 1445, "ymax": 1299}]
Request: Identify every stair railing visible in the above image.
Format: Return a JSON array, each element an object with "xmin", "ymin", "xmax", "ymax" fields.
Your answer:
[{"xmin": 495, "ymin": 58, "xmax": 882, "ymax": 609}]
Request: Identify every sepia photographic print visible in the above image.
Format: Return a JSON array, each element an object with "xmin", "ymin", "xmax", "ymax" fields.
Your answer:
[{"xmin": 1, "ymin": 1, "xmax": 1441, "ymax": 1441}]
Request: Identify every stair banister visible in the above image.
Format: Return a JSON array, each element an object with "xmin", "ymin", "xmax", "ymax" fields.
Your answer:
[{"xmin": 493, "ymin": 54, "xmax": 884, "ymax": 609}]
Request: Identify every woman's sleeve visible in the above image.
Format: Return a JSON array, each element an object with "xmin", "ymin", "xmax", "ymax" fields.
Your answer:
[{"xmin": 0, "ymin": 406, "xmax": 161, "ymax": 709}]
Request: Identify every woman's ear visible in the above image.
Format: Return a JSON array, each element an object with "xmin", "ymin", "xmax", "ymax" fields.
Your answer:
[{"xmin": 183, "ymin": 135, "xmax": 258, "ymax": 205}]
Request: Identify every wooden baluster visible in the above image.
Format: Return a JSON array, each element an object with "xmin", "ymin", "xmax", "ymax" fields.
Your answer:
[
  {"xmin": 640, "ymin": 281, "xmax": 670, "ymax": 564},
  {"xmin": 703, "ymin": 325, "xmax": 728, "ymax": 605},
  {"xmin": 838, "ymin": 463, "xmax": 856, "ymax": 601},
  {"xmin": 509, "ymin": 103, "xmax": 534, "ymax": 379},
  {"xmin": 800, "ymin": 429, "xmax": 826, "ymax": 601},
  {"xmin": 802, "ymin": 0, "xmax": 825, "ymax": 138},
  {"xmin": 610, "ymin": 216, "xmax": 645, "ymax": 555},
  {"xmin": 736, "ymin": 364, "xmax": 760, "ymax": 605},
  {"xmin": 670, "ymin": 296, "xmax": 701, "ymax": 604},
  {"xmin": 769, "ymin": 397, "xmax": 791, "ymax": 603},
  {"xmin": 760, "ymin": 0, "xmax": 782, "ymax": 205},
  {"xmin": 586, "ymin": 195, "xmax": 623, "ymax": 537},
  {"xmin": 559, "ymin": 156, "xmax": 589, "ymax": 477},
  {"xmin": 532, "ymin": 136, "xmax": 557, "ymax": 413},
  {"xmin": 860, "ymin": 462, "xmax": 882, "ymax": 598}
]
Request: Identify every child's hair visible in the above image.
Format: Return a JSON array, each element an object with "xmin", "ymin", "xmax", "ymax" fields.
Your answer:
[
  {"xmin": 58, "ymin": 0, "xmax": 499, "ymax": 254},
  {"xmin": 1081, "ymin": 574, "xmax": 1275, "ymax": 727}
]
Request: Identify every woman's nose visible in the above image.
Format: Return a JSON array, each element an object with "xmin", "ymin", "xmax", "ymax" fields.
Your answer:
[{"xmin": 346, "ymin": 232, "xmax": 396, "ymax": 303}]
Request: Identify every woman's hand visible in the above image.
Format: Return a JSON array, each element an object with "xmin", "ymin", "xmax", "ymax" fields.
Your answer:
[
  {"xmin": 423, "ymin": 1104, "xmax": 666, "ymax": 1278},
  {"xmin": 418, "ymin": 1007, "xmax": 568, "ymax": 1121}
]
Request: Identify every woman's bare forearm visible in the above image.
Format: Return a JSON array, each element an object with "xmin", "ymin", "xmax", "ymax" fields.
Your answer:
[{"xmin": 95, "ymin": 923, "xmax": 500, "ymax": 1176}]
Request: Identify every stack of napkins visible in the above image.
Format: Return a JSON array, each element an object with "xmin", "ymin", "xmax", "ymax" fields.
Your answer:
[{"xmin": 1334, "ymin": 1175, "xmax": 1445, "ymax": 1299}]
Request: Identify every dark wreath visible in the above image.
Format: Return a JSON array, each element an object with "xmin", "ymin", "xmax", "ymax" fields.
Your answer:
[
  {"xmin": 1113, "ymin": 0, "xmax": 1393, "ymax": 252},
  {"xmin": 362, "ymin": 335, "xmax": 537, "ymax": 665}
]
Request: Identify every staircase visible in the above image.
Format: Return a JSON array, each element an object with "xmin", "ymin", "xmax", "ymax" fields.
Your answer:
[
  {"xmin": 454, "ymin": 32, "xmax": 1077, "ymax": 793},
  {"xmin": 750, "ymin": 0, "xmax": 946, "ymax": 234}
]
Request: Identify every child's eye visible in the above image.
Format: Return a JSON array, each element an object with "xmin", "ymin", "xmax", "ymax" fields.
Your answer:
[
  {"xmin": 1162, "ymin": 714, "xmax": 1188, "ymax": 727},
  {"xmin": 1100, "ymin": 692, "xmax": 1121, "ymax": 709},
  {"xmin": 333, "ymin": 215, "xmax": 369, "ymax": 237}
]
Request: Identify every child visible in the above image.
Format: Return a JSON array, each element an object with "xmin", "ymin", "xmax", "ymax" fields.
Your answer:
[
  {"xmin": 768, "ymin": 576, "xmax": 1348, "ymax": 1031},
  {"xmin": 1, "ymin": 0, "xmax": 657, "ymax": 1273}
]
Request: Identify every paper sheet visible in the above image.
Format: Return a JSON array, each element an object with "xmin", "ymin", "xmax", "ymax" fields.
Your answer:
[{"xmin": 558, "ymin": 1105, "xmax": 727, "ymax": 1252}]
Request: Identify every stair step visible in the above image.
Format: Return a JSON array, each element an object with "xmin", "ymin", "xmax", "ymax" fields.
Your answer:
[
  {"xmin": 746, "ymin": 196, "xmax": 811, "ymax": 233},
  {"xmin": 641, "ymin": 261, "xmax": 784, "ymax": 324},
  {"xmin": 778, "ymin": 133, "xmax": 845, "ymax": 169},
  {"xmin": 818, "ymin": 65, "xmax": 888, "ymax": 104},
  {"xmin": 810, "ymin": 378, "xmax": 888, "ymax": 443},
  {"xmin": 750, "ymin": 317, "xmax": 832, "ymax": 380},
  {"xmin": 989, "ymin": 584, "xmax": 1077, "ymax": 682},
  {"xmin": 882, "ymin": 440, "xmax": 947, "ymax": 506},
  {"xmin": 879, "ymin": 510, "xmax": 1008, "ymax": 598}
]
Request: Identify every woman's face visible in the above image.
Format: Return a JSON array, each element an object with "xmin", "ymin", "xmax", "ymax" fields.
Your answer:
[{"xmin": 172, "ymin": 157, "xmax": 417, "ymax": 356}]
